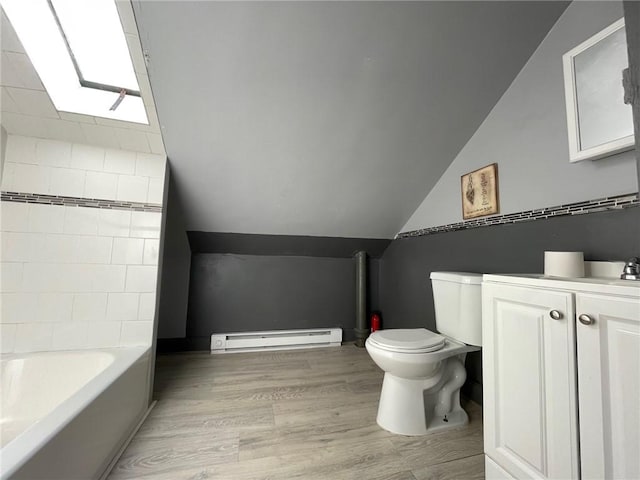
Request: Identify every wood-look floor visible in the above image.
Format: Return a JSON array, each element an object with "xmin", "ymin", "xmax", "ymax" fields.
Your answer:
[{"xmin": 108, "ymin": 345, "xmax": 484, "ymax": 480}]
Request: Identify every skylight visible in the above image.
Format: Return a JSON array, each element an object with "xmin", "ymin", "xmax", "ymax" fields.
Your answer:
[
  {"xmin": 51, "ymin": 0, "xmax": 139, "ymax": 92},
  {"xmin": 2, "ymin": 0, "xmax": 148, "ymax": 124}
]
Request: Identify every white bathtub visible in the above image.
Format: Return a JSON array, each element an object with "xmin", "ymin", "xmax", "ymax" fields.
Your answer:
[{"xmin": 0, "ymin": 347, "xmax": 151, "ymax": 479}]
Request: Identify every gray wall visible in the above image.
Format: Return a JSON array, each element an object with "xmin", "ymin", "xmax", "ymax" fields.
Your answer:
[
  {"xmin": 383, "ymin": 2, "xmax": 640, "ymax": 404},
  {"xmin": 134, "ymin": 1, "xmax": 568, "ymax": 238},
  {"xmin": 380, "ymin": 206, "xmax": 640, "ymax": 403},
  {"xmin": 172, "ymin": 233, "xmax": 387, "ymax": 351},
  {"xmin": 187, "ymin": 232, "xmax": 390, "ymax": 258},
  {"xmin": 157, "ymin": 173, "xmax": 192, "ymax": 339},
  {"xmin": 187, "ymin": 254, "xmax": 380, "ymax": 348},
  {"xmin": 403, "ymin": 1, "xmax": 637, "ymax": 233},
  {"xmin": 382, "ymin": 208, "xmax": 640, "ymax": 334}
]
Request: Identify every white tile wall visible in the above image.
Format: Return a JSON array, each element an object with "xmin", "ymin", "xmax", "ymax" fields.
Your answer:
[
  {"xmin": 52, "ymin": 322, "xmax": 88, "ymax": 351},
  {"xmin": 1, "ymin": 293, "xmax": 35, "ymax": 323},
  {"xmin": 104, "ymin": 149, "xmax": 136, "ymax": 175},
  {"xmin": 36, "ymin": 293, "xmax": 74, "ymax": 322},
  {"xmin": 143, "ymin": 239, "xmax": 160, "ymax": 265},
  {"xmin": 74, "ymin": 236, "xmax": 113, "ymax": 264},
  {"xmin": 64, "ymin": 207, "xmax": 99, "ymax": 235},
  {"xmin": 1, "ymin": 86, "xmax": 19, "ymax": 113},
  {"xmin": 3, "ymin": 88, "xmax": 58, "ymax": 119},
  {"xmin": 14, "ymin": 323, "xmax": 54, "ymax": 353},
  {"xmin": 0, "ymin": 262, "xmax": 23, "ymax": 292},
  {"xmin": 2, "ymin": 232, "xmax": 32, "ymax": 261},
  {"xmin": 31, "ymin": 234, "xmax": 75, "ymax": 263},
  {"xmin": 138, "ymin": 293, "xmax": 157, "ymax": 321},
  {"xmin": 0, "ymin": 324, "xmax": 17, "ymax": 352},
  {"xmin": 136, "ymin": 153, "xmax": 165, "ymax": 178},
  {"xmin": 1, "ymin": 203, "xmax": 162, "ymax": 352},
  {"xmin": 72, "ymin": 293, "xmax": 107, "ymax": 322},
  {"xmin": 84, "ymin": 171, "xmax": 118, "ymax": 200},
  {"xmin": 28, "ymin": 204, "xmax": 65, "ymax": 233},
  {"xmin": 147, "ymin": 134, "xmax": 165, "ymax": 155},
  {"xmin": 130, "ymin": 211, "xmax": 162, "ymax": 238},
  {"xmin": 147, "ymin": 177, "xmax": 164, "ymax": 204},
  {"xmin": 2, "ymin": 135, "xmax": 165, "ymax": 204},
  {"xmin": 120, "ymin": 321, "xmax": 153, "ymax": 346},
  {"xmin": 86, "ymin": 322, "xmax": 121, "ymax": 348},
  {"xmin": 112, "ymin": 238, "xmax": 144, "ymax": 265},
  {"xmin": 85, "ymin": 265, "xmax": 127, "ymax": 292},
  {"xmin": 97, "ymin": 209, "xmax": 131, "ymax": 237},
  {"xmin": 116, "ymin": 127, "xmax": 150, "ymax": 153},
  {"xmin": 28, "ymin": 264, "xmax": 78, "ymax": 292},
  {"xmin": 1, "ymin": 201, "xmax": 29, "ymax": 231},
  {"xmin": 0, "ymin": 51, "xmax": 43, "ymax": 89},
  {"xmin": 49, "ymin": 168, "xmax": 85, "ymax": 197},
  {"xmin": 116, "ymin": 174, "xmax": 149, "ymax": 203},
  {"xmin": 5, "ymin": 134, "xmax": 36, "ymax": 163},
  {"xmin": 36, "ymin": 139, "xmax": 71, "ymax": 167},
  {"xmin": 125, "ymin": 266, "xmax": 158, "ymax": 293},
  {"xmin": 9, "ymin": 162, "xmax": 50, "ymax": 192},
  {"xmin": 70, "ymin": 144, "xmax": 104, "ymax": 171},
  {"xmin": 0, "ymin": 135, "xmax": 167, "ymax": 353},
  {"xmin": 106, "ymin": 293, "xmax": 140, "ymax": 321},
  {"xmin": 80, "ymin": 124, "xmax": 120, "ymax": 150}
]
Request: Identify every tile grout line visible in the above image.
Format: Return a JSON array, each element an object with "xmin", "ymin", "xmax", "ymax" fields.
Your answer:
[
  {"xmin": 396, "ymin": 192, "xmax": 639, "ymax": 239},
  {"xmin": 1, "ymin": 191, "xmax": 162, "ymax": 213}
]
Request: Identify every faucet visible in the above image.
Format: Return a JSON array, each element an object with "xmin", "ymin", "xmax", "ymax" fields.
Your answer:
[{"xmin": 620, "ymin": 257, "xmax": 640, "ymax": 280}]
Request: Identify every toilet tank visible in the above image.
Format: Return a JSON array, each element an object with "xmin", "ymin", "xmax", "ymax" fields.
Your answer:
[{"xmin": 429, "ymin": 272, "xmax": 483, "ymax": 346}]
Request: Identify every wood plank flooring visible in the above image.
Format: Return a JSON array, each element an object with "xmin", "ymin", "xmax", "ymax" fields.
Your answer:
[{"xmin": 108, "ymin": 345, "xmax": 484, "ymax": 480}]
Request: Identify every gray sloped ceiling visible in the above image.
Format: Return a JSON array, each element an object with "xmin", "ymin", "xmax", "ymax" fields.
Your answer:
[{"xmin": 133, "ymin": 1, "xmax": 569, "ymax": 239}]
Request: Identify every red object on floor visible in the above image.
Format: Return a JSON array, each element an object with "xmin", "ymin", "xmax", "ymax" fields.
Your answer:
[{"xmin": 371, "ymin": 313, "xmax": 381, "ymax": 332}]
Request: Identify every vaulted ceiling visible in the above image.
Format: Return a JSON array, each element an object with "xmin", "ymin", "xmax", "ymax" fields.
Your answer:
[{"xmin": 134, "ymin": 1, "xmax": 570, "ymax": 238}]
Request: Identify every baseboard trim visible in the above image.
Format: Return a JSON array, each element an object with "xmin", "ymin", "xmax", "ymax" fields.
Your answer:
[{"xmin": 158, "ymin": 330, "xmax": 358, "ymax": 353}]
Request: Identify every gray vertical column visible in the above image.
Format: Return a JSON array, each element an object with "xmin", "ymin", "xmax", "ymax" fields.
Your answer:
[{"xmin": 354, "ymin": 251, "xmax": 368, "ymax": 347}]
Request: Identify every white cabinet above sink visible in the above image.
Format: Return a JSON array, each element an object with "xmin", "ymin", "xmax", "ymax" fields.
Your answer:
[{"xmin": 482, "ymin": 274, "xmax": 640, "ymax": 480}]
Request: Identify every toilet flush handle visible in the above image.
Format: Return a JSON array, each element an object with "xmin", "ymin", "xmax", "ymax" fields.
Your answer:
[{"xmin": 549, "ymin": 310, "xmax": 563, "ymax": 320}]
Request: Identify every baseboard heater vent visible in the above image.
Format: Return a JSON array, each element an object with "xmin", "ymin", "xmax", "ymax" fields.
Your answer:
[{"xmin": 210, "ymin": 328, "xmax": 342, "ymax": 354}]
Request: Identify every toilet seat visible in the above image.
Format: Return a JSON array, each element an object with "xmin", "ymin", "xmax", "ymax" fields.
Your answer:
[{"xmin": 368, "ymin": 328, "xmax": 445, "ymax": 353}]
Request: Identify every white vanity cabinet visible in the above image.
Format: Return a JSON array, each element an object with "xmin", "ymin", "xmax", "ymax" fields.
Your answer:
[{"xmin": 482, "ymin": 275, "xmax": 640, "ymax": 480}]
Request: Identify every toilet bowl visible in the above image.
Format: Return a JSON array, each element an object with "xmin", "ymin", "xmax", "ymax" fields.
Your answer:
[{"xmin": 365, "ymin": 272, "xmax": 483, "ymax": 436}]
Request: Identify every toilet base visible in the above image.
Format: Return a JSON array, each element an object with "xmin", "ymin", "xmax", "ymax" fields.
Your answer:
[{"xmin": 376, "ymin": 355, "xmax": 469, "ymax": 436}]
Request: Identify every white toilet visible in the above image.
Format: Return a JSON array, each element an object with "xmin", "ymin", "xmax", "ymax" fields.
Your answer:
[{"xmin": 365, "ymin": 271, "xmax": 482, "ymax": 436}]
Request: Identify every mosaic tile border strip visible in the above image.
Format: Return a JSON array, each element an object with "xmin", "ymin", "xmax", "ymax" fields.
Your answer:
[
  {"xmin": 396, "ymin": 192, "xmax": 639, "ymax": 239},
  {"xmin": 1, "ymin": 191, "xmax": 162, "ymax": 213}
]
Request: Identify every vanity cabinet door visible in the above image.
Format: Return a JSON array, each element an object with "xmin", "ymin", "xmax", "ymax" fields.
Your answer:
[
  {"xmin": 576, "ymin": 293, "xmax": 640, "ymax": 480},
  {"xmin": 482, "ymin": 283, "xmax": 579, "ymax": 480}
]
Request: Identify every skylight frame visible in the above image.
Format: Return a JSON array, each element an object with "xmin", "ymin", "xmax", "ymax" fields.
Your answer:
[
  {"xmin": 47, "ymin": 0, "xmax": 141, "ymax": 98},
  {"xmin": 1, "ymin": 0, "xmax": 149, "ymax": 124}
]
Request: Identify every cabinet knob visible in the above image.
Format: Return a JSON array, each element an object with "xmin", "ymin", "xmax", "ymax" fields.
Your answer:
[
  {"xmin": 549, "ymin": 310, "xmax": 563, "ymax": 320},
  {"xmin": 578, "ymin": 314, "xmax": 595, "ymax": 326}
]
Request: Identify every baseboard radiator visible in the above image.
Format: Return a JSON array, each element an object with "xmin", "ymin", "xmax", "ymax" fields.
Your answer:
[{"xmin": 210, "ymin": 328, "xmax": 342, "ymax": 354}]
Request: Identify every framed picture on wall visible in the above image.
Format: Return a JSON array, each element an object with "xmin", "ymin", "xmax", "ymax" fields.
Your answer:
[
  {"xmin": 562, "ymin": 18, "xmax": 634, "ymax": 162},
  {"xmin": 461, "ymin": 163, "xmax": 499, "ymax": 220}
]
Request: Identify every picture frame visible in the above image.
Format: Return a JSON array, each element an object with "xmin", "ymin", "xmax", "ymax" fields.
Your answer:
[
  {"xmin": 562, "ymin": 18, "xmax": 634, "ymax": 163},
  {"xmin": 461, "ymin": 163, "xmax": 499, "ymax": 220}
]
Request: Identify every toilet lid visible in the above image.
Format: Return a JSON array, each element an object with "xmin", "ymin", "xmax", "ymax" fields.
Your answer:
[{"xmin": 368, "ymin": 328, "xmax": 445, "ymax": 353}]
